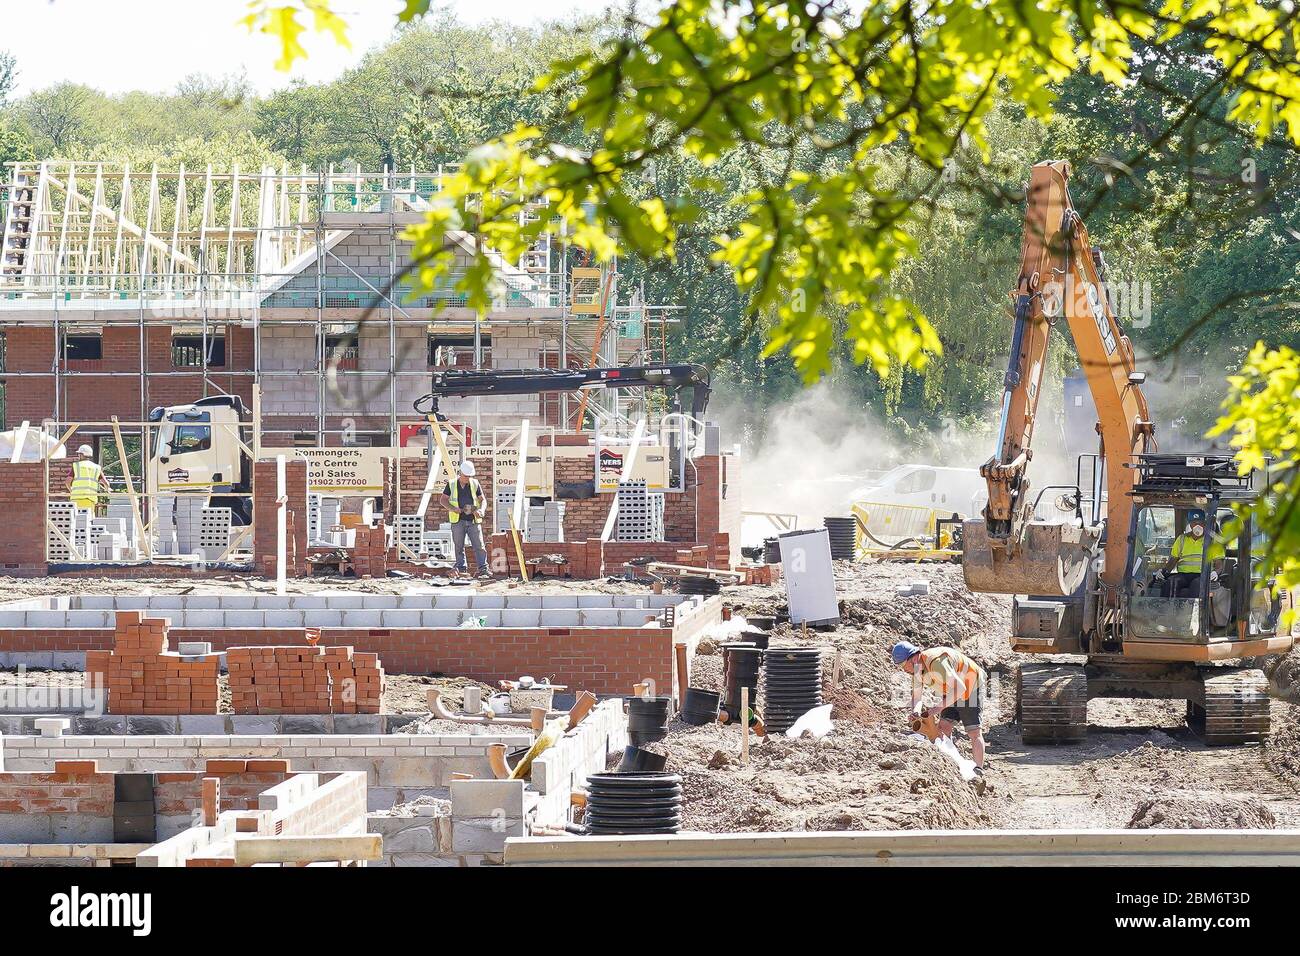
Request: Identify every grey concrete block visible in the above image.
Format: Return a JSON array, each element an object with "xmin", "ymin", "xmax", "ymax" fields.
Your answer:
[
  {"xmin": 380, "ymin": 610, "xmax": 422, "ymax": 628},
  {"xmin": 179, "ymin": 715, "xmax": 229, "ymax": 735},
  {"xmin": 382, "ymin": 714, "xmax": 424, "ymax": 733},
  {"xmin": 333, "ymin": 715, "xmax": 383, "ymax": 735},
  {"xmin": 451, "ymin": 779, "xmax": 525, "ymax": 818},
  {"xmin": 51, "ymin": 814, "xmax": 115, "ymax": 843},
  {"xmin": 579, "ymin": 609, "xmax": 621, "ymax": 627},
  {"xmin": 391, "ymin": 852, "xmax": 461, "ymax": 867},
  {"xmin": 263, "ymin": 610, "xmax": 305, "ymax": 627},
  {"xmin": 50, "ymin": 652, "xmax": 84, "ymax": 671},
  {"xmin": 230, "ymin": 715, "xmax": 280, "ymax": 735},
  {"xmin": 0, "ymin": 716, "xmax": 26, "ymax": 735},
  {"xmin": 338, "ymin": 609, "xmax": 382, "ymax": 628},
  {"xmin": 0, "ymin": 813, "xmax": 54, "ymax": 841},
  {"xmin": 178, "ymin": 610, "xmax": 224, "ymax": 628},
  {"xmin": 11, "ymin": 653, "xmax": 55, "ymax": 669},
  {"xmin": 451, "ymin": 816, "xmax": 523, "ymax": 854},
  {"xmin": 281, "ymin": 715, "xmax": 332, "ymax": 735},
  {"xmin": 75, "ymin": 715, "xmax": 128, "ymax": 735},
  {"xmin": 501, "ymin": 609, "xmax": 540, "ymax": 627},
  {"xmin": 383, "ymin": 822, "xmax": 437, "ymax": 852},
  {"xmin": 127, "ymin": 716, "xmax": 178, "ymax": 735},
  {"xmin": 224, "ymin": 611, "xmax": 265, "ymax": 628}
]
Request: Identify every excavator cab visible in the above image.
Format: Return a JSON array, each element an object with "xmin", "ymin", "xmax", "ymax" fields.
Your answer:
[{"xmin": 1124, "ymin": 455, "xmax": 1285, "ymax": 644}]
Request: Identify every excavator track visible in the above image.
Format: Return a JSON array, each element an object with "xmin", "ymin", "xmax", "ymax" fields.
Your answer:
[
  {"xmin": 1194, "ymin": 669, "xmax": 1271, "ymax": 746},
  {"xmin": 1017, "ymin": 662, "xmax": 1088, "ymax": 744}
]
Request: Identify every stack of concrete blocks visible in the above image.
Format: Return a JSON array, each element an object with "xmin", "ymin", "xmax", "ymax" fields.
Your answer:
[
  {"xmin": 198, "ymin": 507, "xmax": 232, "ymax": 562},
  {"xmin": 47, "ymin": 501, "xmax": 92, "ymax": 561},
  {"xmin": 152, "ymin": 495, "xmax": 177, "ymax": 555},
  {"xmin": 422, "ymin": 528, "xmax": 455, "ymax": 560},
  {"xmin": 106, "ymin": 498, "xmax": 138, "ymax": 557},
  {"xmin": 526, "ymin": 500, "xmax": 565, "ymax": 542},
  {"xmin": 308, "ymin": 495, "xmax": 343, "ymax": 547},
  {"xmin": 173, "ymin": 496, "xmax": 207, "ymax": 556},
  {"xmin": 89, "ymin": 517, "xmax": 128, "ymax": 561},
  {"xmin": 614, "ymin": 479, "xmax": 665, "ymax": 542},
  {"xmin": 394, "ymin": 514, "xmax": 426, "ymax": 558},
  {"xmin": 493, "ymin": 487, "xmax": 516, "ymax": 533}
]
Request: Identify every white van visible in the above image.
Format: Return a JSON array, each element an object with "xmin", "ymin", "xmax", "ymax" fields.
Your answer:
[{"xmin": 848, "ymin": 464, "xmax": 988, "ymax": 518}]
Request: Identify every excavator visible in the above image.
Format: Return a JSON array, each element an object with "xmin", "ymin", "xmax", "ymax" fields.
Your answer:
[{"xmin": 963, "ymin": 160, "xmax": 1295, "ymax": 745}]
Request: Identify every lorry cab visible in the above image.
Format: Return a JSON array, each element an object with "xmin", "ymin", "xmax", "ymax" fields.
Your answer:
[{"xmin": 147, "ymin": 396, "xmax": 252, "ymax": 524}]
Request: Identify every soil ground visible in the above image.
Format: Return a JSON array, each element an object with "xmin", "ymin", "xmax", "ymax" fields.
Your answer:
[{"xmin": 3, "ymin": 562, "xmax": 1297, "ymax": 832}]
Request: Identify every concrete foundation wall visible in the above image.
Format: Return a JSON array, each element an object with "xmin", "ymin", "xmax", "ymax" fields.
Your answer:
[{"xmin": 0, "ymin": 733, "xmax": 532, "ymax": 810}]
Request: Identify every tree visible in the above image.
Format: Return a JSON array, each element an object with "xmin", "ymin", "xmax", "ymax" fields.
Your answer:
[
  {"xmin": 0, "ymin": 50, "xmax": 16, "ymax": 105},
  {"xmin": 20, "ymin": 82, "xmax": 100, "ymax": 155}
]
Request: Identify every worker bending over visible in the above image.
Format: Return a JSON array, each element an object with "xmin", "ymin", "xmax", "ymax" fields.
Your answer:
[
  {"xmin": 67, "ymin": 443, "xmax": 110, "ymax": 514},
  {"xmin": 893, "ymin": 640, "xmax": 988, "ymax": 776},
  {"xmin": 1155, "ymin": 510, "xmax": 1211, "ymax": 599},
  {"xmin": 439, "ymin": 460, "xmax": 491, "ymax": 578}
]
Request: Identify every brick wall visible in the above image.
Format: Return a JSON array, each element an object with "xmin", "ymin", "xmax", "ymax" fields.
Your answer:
[
  {"xmin": 0, "ymin": 462, "xmax": 47, "ymax": 577},
  {"xmin": 1, "ymin": 324, "xmax": 254, "ymax": 428},
  {"xmin": 0, "ymin": 625, "xmax": 675, "ymax": 697},
  {"xmin": 253, "ymin": 457, "xmax": 309, "ymax": 577}
]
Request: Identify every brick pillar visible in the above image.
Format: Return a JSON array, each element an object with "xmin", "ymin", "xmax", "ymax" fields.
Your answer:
[
  {"xmin": 253, "ymin": 458, "xmax": 309, "ymax": 578},
  {"xmin": 0, "ymin": 462, "xmax": 48, "ymax": 577},
  {"xmin": 691, "ymin": 454, "xmax": 741, "ymax": 568}
]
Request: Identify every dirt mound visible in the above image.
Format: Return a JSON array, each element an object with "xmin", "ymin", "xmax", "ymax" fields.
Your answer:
[
  {"xmin": 1265, "ymin": 705, "xmax": 1300, "ymax": 779},
  {"xmin": 1263, "ymin": 647, "xmax": 1300, "ymax": 703},
  {"xmin": 1128, "ymin": 795, "xmax": 1277, "ymax": 829},
  {"xmin": 639, "ymin": 718, "xmax": 990, "ymax": 833}
]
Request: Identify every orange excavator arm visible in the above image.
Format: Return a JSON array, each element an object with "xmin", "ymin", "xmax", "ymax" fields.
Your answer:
[{"xmin": 966, "ymin": 160, "xmax": 1155, "ymax": 597}]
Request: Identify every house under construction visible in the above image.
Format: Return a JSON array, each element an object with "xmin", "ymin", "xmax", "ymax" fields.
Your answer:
[{"xmin": 0, "ymin": 160, "xmax": 680, "ymax": 448}]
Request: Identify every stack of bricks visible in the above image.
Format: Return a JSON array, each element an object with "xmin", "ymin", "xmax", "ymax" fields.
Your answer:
[
  {"xmin": 0, "ymin": 462, "xmax": 48, "ymax": 577},
  {"xmin": 488, "ymin": 534, "xmax": 605, "ymax": 579},
  {"xmin": 252, "ymin": 457, "xmax": 309, "ymax": 579},
  {"xmin": 323, "ymin": 646, "xmax": 384, "ymax": 713},
  {"xmin": 740, "ymin": 562, "xmax": 780, "ymax": 586},
  {"xmin": 351, "ymin": 526, "xmax": 389, "ymax": 578},
  {"xmin": 227, "ymin": 638, "xmax": 384, "ymax": 714},
  {"xmin": 85, "ymin": 611, "xmax": 221, "ymax": 714}
]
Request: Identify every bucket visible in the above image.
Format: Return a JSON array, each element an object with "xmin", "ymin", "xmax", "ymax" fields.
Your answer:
[
  {"xmin": 584, "ymin": 772, "xmax": 683, "ymax": 835},
  {"xmin": 618, "ymin": 745, "xmax": 668, "ymax": 772},
  {"xmin": 762, "ymin": 647, "xmax": 825, "ymax": 734},
  {"xmin": 627, "ymin": 695, "xmax": 672, "ymax": 747},
  {"xmin": 722, "ymin": 642, "xmax": 764, "ymax": 719},
  {"xmin": 680, "ymin": 687, "xmax": 721, "ymax": 726}
]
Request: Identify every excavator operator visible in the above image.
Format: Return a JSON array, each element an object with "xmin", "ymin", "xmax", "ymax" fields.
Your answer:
[{"xmin": 1155, "ymin": 510, "xmax": 1210, "ymax": 599}]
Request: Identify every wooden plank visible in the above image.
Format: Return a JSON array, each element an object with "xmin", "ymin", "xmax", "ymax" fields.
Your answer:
[
  {"xmin": 109, "ymin": 416, "xmax": 149, "ymax": 559},
  {"xmin": 646, "ymin": 562, "xmax": 744, "ymax": 581},
  {"xmin": 232, "ymin": 834, "xmax": 381, "ymax": 865}
]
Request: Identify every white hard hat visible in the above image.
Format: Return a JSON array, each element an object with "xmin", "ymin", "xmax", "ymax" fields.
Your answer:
[
  {"xmin": 77, "ymin": 444, "xmax": 94, "ymax": 457},
  {"xmin": 459, "ymin": 460, "xmax": 476, "ymax": 477}
]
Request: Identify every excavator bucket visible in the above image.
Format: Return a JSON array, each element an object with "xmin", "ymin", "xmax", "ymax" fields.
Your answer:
[{"xmin": 962, "ymin": 519, "xmax": 1100, "ymax": 596}]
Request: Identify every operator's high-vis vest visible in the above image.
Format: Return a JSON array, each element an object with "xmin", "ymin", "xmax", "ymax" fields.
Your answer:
[
  {"xmin": 1170, "ymin": 534, "xmax": 1205, "ymax": 574},
  {"xmin": 70, "ymin": 459, "xmax": 102, "ymax": 509},
  {"xmin": 448, "ymin": 478, "xmax": 483, "ymax": 523}
]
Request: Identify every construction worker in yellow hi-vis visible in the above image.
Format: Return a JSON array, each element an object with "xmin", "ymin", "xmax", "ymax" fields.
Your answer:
[{"xmin": 66, "ymin": 443, "xmax": 109, "ymax": 513}]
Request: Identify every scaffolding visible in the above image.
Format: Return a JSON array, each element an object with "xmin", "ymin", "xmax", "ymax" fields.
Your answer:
[{"xmin": 0, "ymin": 160, "xmax": 681, "ymax": 445}]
